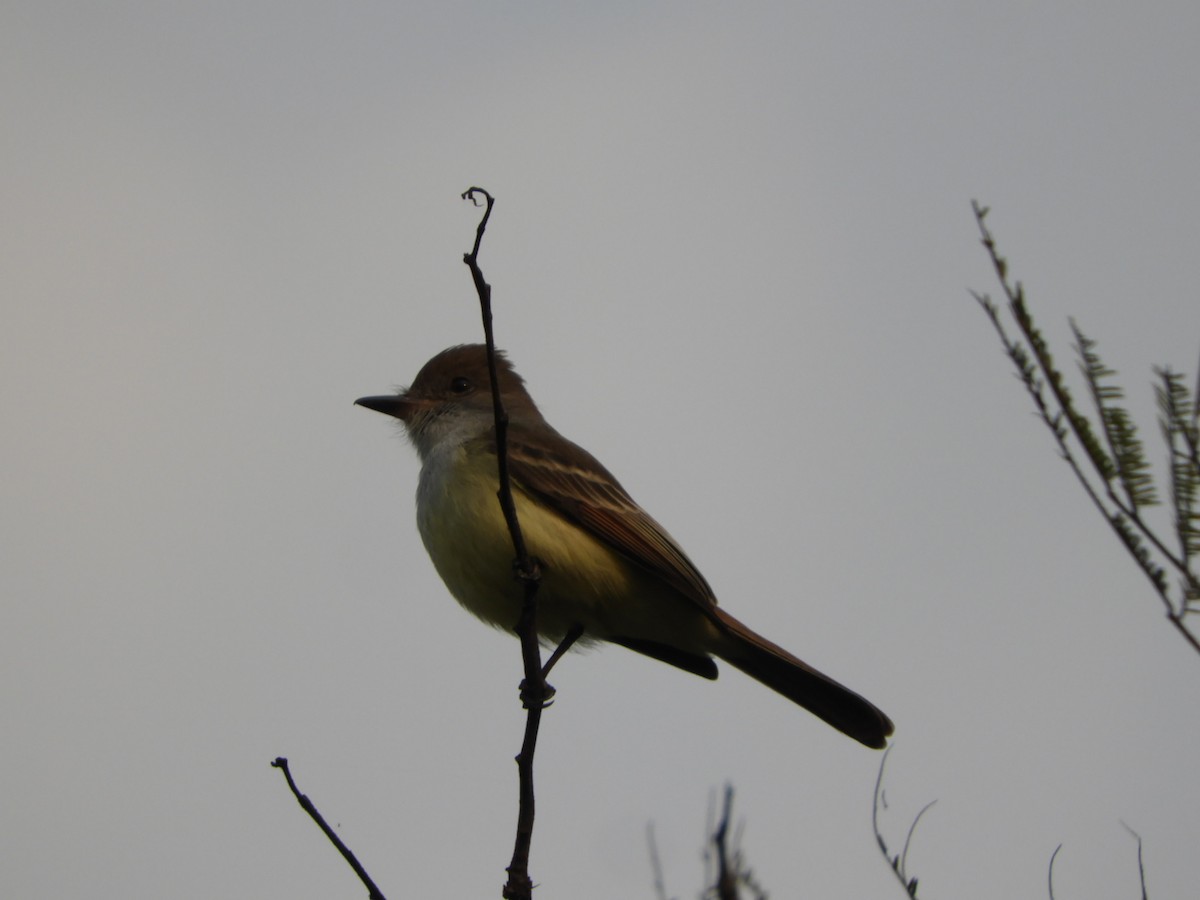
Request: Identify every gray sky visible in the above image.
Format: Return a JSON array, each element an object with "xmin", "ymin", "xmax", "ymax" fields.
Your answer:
[{"xmin": 4, "ymin": 3, "xmax": 1199, "ymax": 898}]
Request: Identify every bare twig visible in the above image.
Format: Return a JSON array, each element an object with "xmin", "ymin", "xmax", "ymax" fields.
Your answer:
[
  {"xmin": 873, "ymin": 746, "xmax": 930, "ymax": 897},
  {"xmin": 701, "ymin": 786, "xmax": 767, "ymax": 900},
  {"xmin": 901, "ymin": 800, "xmax": 937, "ymax": 883},
  {"xmin": 460, "ymin": 188, "xmax": 538, "ymax": 583},
  {"xmin": 270, "ymin": 758, "xmax": 386, "ymax": 900},
  {"xmin": 1047, "ymin": 843, "xmax": 1063, "ymax": 900},
  {"xmin": 460, "ymin": 187, "xmax": 547, "ymax": 900},
  {"xmin": 1120, "ymin": 822, "xmax": 1150, "ymax": 900},
  {"xmin": 646, "ymin": 822, "xmax": 672, "ymax": 900},
  {"xmin": 1048, "ymin": 827, "xmax": 1150, "ymax": 900},
  {"xmin": 711, "ymin": 785, "xmax": 740, "ymax": 900}
]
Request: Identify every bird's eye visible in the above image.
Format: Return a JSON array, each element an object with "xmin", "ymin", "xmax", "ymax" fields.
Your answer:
[{"xmin": 450, "ymin": 376, "xmax": 471, "ymax": 394}]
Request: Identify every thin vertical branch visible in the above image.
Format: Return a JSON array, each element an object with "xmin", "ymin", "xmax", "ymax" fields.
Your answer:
[
  {"xmin": 1121, "ymin": 822, "xmax": 1150, "ymax": 900},
  {"xmin": 646, "ymin": 823, "xmax": 671, "ymax": 900},
  {"xmin": 873, "ymin": 746, "xmax": 930, "ymax": 898},
  {"xmin": 701, "ymin": 786, "xmax": 766, "ymax": 900},
  {"xmin": 460, "ymin": 187, "xmax": 547, "ymax": 900},
  {"xmin": 1047, "ymin": 844, "xmax": 1063, "ymax": 900},
  {"xmin": 711, "ymin": 785, "xmax": 740, "ymax": 900}
]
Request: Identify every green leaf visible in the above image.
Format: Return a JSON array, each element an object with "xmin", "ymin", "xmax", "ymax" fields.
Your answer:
[
  {"xmin": 1071, "ymin": 320, "xmax": 1158, "ymax": 509},
  {"xmin": 1156, "ymin": 368, "xmax": 1200, "ymax": 562}
]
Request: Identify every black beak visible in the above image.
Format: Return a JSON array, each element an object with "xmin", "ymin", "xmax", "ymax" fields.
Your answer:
[{"xmin": 354, "ymin": 395, "xmax": 410, "ymax": 420}]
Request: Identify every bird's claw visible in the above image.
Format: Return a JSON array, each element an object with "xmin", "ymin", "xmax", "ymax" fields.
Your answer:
[{"xmin": 518, "ymin": 677, "xmax": 556, "ymax": 710}]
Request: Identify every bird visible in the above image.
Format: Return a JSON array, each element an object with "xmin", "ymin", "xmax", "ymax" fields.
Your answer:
[{"xmin": 356, "ymin": 344, "xmax": 893, "ymax": 748}]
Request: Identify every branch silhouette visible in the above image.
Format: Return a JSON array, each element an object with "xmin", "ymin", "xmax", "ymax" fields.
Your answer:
[
  {"xmin": 971, "ymin": 200, "xmax": 1200, "ymax": 656},
  {"xmin": 873, "ymin": 746, "xmax": 933, "ymax": 898},
  {"xmin": 272, "ymin": 191, "xmax": 554, "ymax": 900},
  {"xmin": 270, "ymin": 757, "xmax": 386, "ymax": 900},
  {"xmin": 461, "ymin": 187, "xmax": 551, "ymax": 900},
  {"xmin": 702, "ymin": 786, "xmax": 767, "ymax": 900}
]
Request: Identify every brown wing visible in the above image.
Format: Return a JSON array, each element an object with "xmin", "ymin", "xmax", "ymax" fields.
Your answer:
[{"xmin": 501, "ymin": 423, "xmax": 718, "ymax": 611}]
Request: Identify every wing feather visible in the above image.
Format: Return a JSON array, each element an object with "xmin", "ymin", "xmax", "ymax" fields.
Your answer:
[{"xmin": 501, "ymin": 425, "xmax": 718, "ymax": 611}]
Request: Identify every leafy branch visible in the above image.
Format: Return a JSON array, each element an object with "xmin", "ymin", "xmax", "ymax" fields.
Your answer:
[{"xmin": 971, "ymin": 201, "xmax": 1200, "ymax": 656}]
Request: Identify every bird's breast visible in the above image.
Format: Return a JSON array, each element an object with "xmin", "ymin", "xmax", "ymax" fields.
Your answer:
[{"xmin": 413, "ymin": 444, "xmax": 661, "ymax": 643}]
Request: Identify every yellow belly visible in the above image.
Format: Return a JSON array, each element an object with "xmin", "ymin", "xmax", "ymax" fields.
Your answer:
[{"xmin": 413, "ymin": 443, "xmax": 714, "ymax": 650}]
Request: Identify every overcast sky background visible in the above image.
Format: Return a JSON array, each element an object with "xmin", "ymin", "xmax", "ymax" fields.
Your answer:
[{"xmin": 4, "ymin": 3, "xmax": 1199, "ymax": 898}]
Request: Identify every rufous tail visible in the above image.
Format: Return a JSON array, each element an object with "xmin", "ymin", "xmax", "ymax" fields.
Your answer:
[{"xmin": 712, "ymin": 608, "xmax": 893, "ymax": 748}]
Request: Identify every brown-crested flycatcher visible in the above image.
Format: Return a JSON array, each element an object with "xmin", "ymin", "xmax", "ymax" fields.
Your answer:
[{"xmin": 357, "ymin": 344, "xmax": 893, "ymax": 748}]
